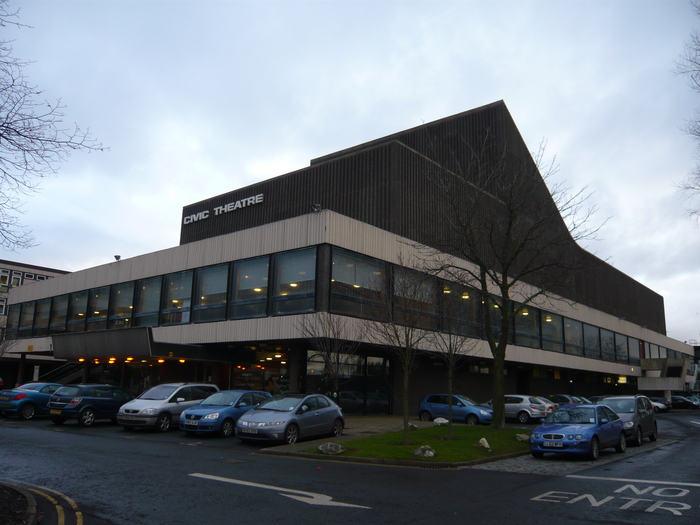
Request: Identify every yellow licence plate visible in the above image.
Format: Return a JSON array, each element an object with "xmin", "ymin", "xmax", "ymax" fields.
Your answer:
[{"xmin": 50, "ymin": 409, "xmax": 62, "ymax": 415}]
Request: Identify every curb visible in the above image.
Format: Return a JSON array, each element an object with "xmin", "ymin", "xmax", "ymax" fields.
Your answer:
[{"xmin": 0, "ymin": 482, "xmax": 38, "ymax": 525}]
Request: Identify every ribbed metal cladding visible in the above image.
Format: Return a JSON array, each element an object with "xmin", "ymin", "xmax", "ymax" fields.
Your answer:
[{"xmin": 178, "ymin": 101, "xmax": 667, "ymax": 335}]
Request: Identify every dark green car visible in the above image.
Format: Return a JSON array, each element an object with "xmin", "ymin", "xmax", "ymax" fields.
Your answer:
[{"xmin": 48, "ymin": 384, "xmax": 133, "ymax": 427}]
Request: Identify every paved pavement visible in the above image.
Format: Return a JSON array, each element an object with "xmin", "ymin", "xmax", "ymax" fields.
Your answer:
[{"xmin": 3, "ymin": 415, "xmax": 674, "ymax": 524}]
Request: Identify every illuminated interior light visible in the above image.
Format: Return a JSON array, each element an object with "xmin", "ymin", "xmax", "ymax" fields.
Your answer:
[
  {"xmin": 461, "ymin": 293, "xmax": 469, "ymax": 299},
  {"xmin": 266, "ymin": 357, "xmax": 272, "ymax": 360},
  {"xmin": 274, "ymin": 354, "xmax": 282, "ymax": 358},
  {"xmin": 290, "ymin": 283, "xmax": 298, "ymax": 287},
  {"xmin": 126, "ymin": 357, "xmax": 134, "ymax": 361},
  {"xmin": 179, "ymin": 359, "xmax": 186, "ymax": 363},
  {"xmin": 254, "ymin": 288, "xmax": 262, "ymax": 292},
  {"xmin": 353, "ymin": 284, "xmax": 361, "ymax": 288},
  {"xmin": 78, "ymin": 358, "xmax": 85, "ymax": 362},
  {"xmin": 158, "ymin": 359, "xmax": 165, "ymax": 363},
  {"xmin": 281, "ymin": 361, "xmax": 286, "ymax": 364}
]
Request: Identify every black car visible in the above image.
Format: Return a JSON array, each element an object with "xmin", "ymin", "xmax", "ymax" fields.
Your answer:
[
  {"xmin": 671, "ymin": 395, "xmax": 700, "ymax": 409},
  {"xmin": 48, "ymin": 384, "xmax": 133, "ymax": 426},
  {"xmin": 601, "ymin": 395, "xmax": 657, "ymax": 446}
]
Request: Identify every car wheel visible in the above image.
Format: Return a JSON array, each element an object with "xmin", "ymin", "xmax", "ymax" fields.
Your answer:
[
  {"xmin": 51, "ymin": 417, "xmax": 65, "ymax": 425},
  {"xmin": 466, "ymin": 414, "xmax": 479, "ymax": 425},
  {"xmin": 219, "ymin": 419, "xmax": 234, "ymax": 438},
  {"xmin": 284, "ymin": 424, "xmax": 299, "ymax": 444},
  {"xmin": 19, "ymin": 403, "xmax": 36, "ymax": 420},
  {"xmin": 615, "ymin": 432, "xmax": 627, "ymax": 453},
  {"xmin": 588, "ymin": 436, "xmax": 600, "ymax": 460},
  {"xmin": 156, "ymin": 413, "xmax": 171, "ymax": 432},
  {"xmin": 531, "ymin": 451, "xmax": 544, "ymax": 459},
  {"xmin": 332, "ymin": 418, "xmax": 344, "ymax": 437},
  {"xmin": 517, "ymin": 411, "xmax": 530, "ymax": 424},
  {"xmin": 634, "ymin": 426, "xmax": 643, "ymax": 446},
  {"xmin": 649, "ymin": 423, "xmax": 658, "ymax": 442},
  {"xmin": 419, "ymin": 411, "xmax": 432, "ymax": 422},
  {"xmin": 78, "ymin": 408, "xmax": 96, "ymax": 427}
]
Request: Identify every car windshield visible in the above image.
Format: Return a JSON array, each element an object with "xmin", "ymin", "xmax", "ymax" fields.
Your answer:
[
  {"xmin": 17, "ymin": 383, "xmax": 41, "ymax": 391},
  {"xmin": 603, "ymin": 398, "xmax": 635, "ymax": 413},
  {"xmin": 138, "ymin": 385, "xmax": 179, "ymax": 400},
  {"xmin": 201, "ymin": 392, "xmax": 240, "ymax": 406},
  {"xmin": 55, "ymin": 386, "xmax": 82, "ymax": 396},
  {"xmin": 257, "ymin": 395, "xmax": 304, "ymax": 411},
  {"xmin": 546, "ymin": 407, "xmax": 596, "ymax": 424},
  {"xmin": 455, "ymin": 395, "xmax": 477, "ymax": 406}
]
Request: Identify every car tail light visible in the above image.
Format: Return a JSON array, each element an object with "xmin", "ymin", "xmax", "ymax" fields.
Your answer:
[
  {"xmin": 68, "ymin": 398, "xmax": 82, "ymax": 405},
  {"xmin": 530, "ymin": 405, "xmax": 540, "ymax": 411},
  {"xmin": 12, "ymin": 393, "xmax": 28, "ymax": 401}
]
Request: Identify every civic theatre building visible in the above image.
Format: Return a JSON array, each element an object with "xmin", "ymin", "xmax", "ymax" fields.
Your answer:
[{"xmin": 5, "ymin": 101, "xmax": 693, "ymax": 414}]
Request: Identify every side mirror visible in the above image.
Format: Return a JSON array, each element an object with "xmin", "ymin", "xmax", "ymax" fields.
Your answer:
[
  {"xmin": 299, "ymin": 404, "xmax": 310, "ymax": 414},
  {"xmin": 237, "ymin": 402, "xmax": 247, "ymax": 408},
  {"xmin": 600, "ymin": 418, "xmax": 609, "ymax": 425},
  {"xmin": 176, "ymin": 397, "xmax": 185, "ymax": 403}
]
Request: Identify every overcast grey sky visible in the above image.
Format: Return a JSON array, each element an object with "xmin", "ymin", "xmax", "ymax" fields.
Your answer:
[{"xmin": 3, "ymin": 0, "xmax": 700, "ymax": 342}]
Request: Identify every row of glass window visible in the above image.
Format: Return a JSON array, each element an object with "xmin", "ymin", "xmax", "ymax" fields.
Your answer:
[{"xmin": 5, "ymin": 245, "xmax": 684, "ymax": 366}]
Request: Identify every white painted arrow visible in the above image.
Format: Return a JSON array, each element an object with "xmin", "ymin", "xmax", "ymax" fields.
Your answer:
[{"xmin": 189, "ymin": 473, "xmax": 371, "ymax": 509}]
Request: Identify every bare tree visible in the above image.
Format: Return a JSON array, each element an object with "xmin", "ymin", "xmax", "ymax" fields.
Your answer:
[
  {"xmin": 424, "ymin": 134, "xmax": 600, "ymax": 430},
  {"xmin": 364, "ymin": 263, "xmax": 432, "ymax": 444},
  {"xmin": 0, "ymin": 0, "xmax": 104, "ymax": 250},
  {"xmin": 297, "ymin": 312, "xmax": 360, "ymax": 396},
  {"xmin": 426, "ymin": 281, "xmax": 481, "ymax": 439}
]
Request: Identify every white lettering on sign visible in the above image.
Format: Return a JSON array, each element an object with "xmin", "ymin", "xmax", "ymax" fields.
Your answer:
[
  {"xmin": 531, "ymin": 484, "xmax": 694, "ymax": 516},
  {"xmin": 182, "ymin": 194, "xmax": 264, "ymax": 226}
]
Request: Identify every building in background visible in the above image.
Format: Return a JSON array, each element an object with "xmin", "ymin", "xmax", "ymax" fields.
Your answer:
[
  {"xmin": 4, "ymin": 101, "xmax": 694, "ymax": 412},
  {"xmin": 0, "ymin": 260, "xmax": 69, "ymax": 387}
]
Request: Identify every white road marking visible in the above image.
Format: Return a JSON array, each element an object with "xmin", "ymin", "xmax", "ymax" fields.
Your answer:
[
  {"xmin": 189, "ymin": 473, "xmax": 371, "ymax": 509},
  {"xmin": 567, "ymin": 475, "xmax": 700, "ymax": 488},
  {"xmin": 690, "ymin": 421, "xmax": 700, "ymax": 425}
]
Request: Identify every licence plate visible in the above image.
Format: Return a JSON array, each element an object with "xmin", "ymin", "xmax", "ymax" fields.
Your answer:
[
  {"xmin": 120, "ymin": 415, "xmax": 136, "ymax": 420},
  {"xmin": 185, "ymin": 420, "xmax": 198, "ymax": 426},
  {"xmin": 543, "ymin": 441, "xmax": 563, "ymax": 448},
  {"xmin": 0, "ymin": 396, "xmax": 9, "ymax": 400},
  {"xmin": 50, "ymin": 409, "xmax": 62, "ymax": 415},
  {"xmin": 240, "ymin": 428, "xmax": 258, "ymax": 434}
]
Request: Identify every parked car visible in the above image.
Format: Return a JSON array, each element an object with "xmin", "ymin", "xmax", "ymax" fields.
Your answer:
[
  {"xmin": 0, "ymin": 382, "xmax": 61, "ymax": 420},
  {"xmin": 485, "ymin": 395, "xmax": 549, "ymax": 423},
  {"xmin": 118, "ymin": 383, "xmax": 219, "ymax": 432},
  {"xmin": 236, "ymin": 393, "xmax": 344, "ymax": 444},
  {"xmin": 671, "ymin": 395, "xmax": 700, "ymax": 409},
  {"xmin": 600, "ymin": 395, "xmax": 657, "ymax": 446},
  {"xmin": 535, "ymin": 397, "xmax": 558, "ymax": 412},
  {"xmin": 418, "ymin": 394, "xmax": 493, "ymax": 425},
  {"xmin": 179, "ymin": 390, "xmax": 271, "ymax": 437},
  {"xmin": 648, "ymin": 396, "xmax": 672, "ymax": 411},
  {"xmin": 48, "ymin": 384, "xmax": 133, "ymax": 426},
  {"xmin": 587, "ymin": 396, "xmax": 605, "ymax": 404},
  {"xmin": 650, "ymin": 400, "xmax": 667, "ymax": 413},
  {"xmin": 530, "ymin": 404, "xmax": 627, "ymax": 460},
  {"xmin": 548, "ymin": 394, "xmax": 592, "ymax": 406}
]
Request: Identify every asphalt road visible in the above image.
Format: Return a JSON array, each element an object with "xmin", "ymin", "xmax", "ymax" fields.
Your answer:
[{"xmin": 1, "ymin": 411, "xmax": 699, "ymax": 525}]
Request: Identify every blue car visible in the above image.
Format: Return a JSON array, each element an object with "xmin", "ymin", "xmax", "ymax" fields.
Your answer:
[
  {"xmin": 0, "ymin": 382, "xmax": 62, "ymax": 420},
  {"xmin": 529, "ymin": 404, "xmax": 627, "ymax": 460},
  {"xmin": 418, "ymin": 394, "xmax": 493, "ymax": 425},
  {"xmin": 180, "ymin": 390, "xmax": 271, "ymax": 437}
]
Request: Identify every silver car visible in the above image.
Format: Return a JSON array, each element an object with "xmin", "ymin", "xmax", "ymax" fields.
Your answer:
[
  {"xmin": 117, "ymin": 383, "xmax": 219, "ymax": 432},
  {"xmin": 486, "ymin": 395, "xmax": 549, "ymax": 423},
  {"xmin": 235, "ymin": 393, "xmax": 345, "ymax": 444}
]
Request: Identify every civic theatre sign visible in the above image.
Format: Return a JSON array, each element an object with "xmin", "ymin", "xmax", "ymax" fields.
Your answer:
[{"xmin": 183, "ymin": 193, "xmax": 264, "ymax": 225}]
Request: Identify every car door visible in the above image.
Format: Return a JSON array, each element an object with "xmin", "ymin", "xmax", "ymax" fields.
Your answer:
[
  {"xmin": 296, "ymin": 396, "xmax": 321, "ymax": 437},
  {"xmin": 92, "ymin": 386, "xmax": 116, "ymax": 418},
  {"xmin": 503, "ymin": 396, "xmax": 518, "ymax": 419},
  {"xmin": 596, "ymin": 406, "xmax": 617, "ymax": 447},
  {"xmin": 314, "ymin": 395, "xmax": 337, "ymax": 435},
  {"xmin": 638, "ymin": 397, "xmax": 654, "ymax": 436}
]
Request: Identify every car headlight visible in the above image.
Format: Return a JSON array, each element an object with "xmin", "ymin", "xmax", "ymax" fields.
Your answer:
[
  {"xmin": 623, "ymin": 421, "xmax": 634, "ymax": 429},
  {"xmin": 239, "ymin": 420, "xmax": 249, "ymax": 427},
  {"xmin": 203, "ymin": 412, "xmax": 220, "ymax": 420},
  {"xmin": 531, "ymin": 433, "xmax": 540, "ymax": 439},
  {"xmin": 263, "ymin": 421, "xmax": 285, "ymax": 427},
  {"xmin": 575, "ymin": 434, "xmax": 583, "ymax": 440},
  {"xmin": 118, "ymin": 407, "xmax": 125, "ymax": 414},
  {"xmin": 141, "ymin": 408, "xmax": 158, "ymax": 415},
  {"xmin": 479, "ymin": 410, "xmax": 489, "ymax": 416}
]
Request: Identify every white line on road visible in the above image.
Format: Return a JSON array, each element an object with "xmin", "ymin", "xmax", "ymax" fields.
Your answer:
[
  {"xmin": 567, "ymin": 475, "xmax": 700, "ymax": 488},
  {"xmin": 189, "ymin": 473, "xmax": 371, "ymax": 509}
]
